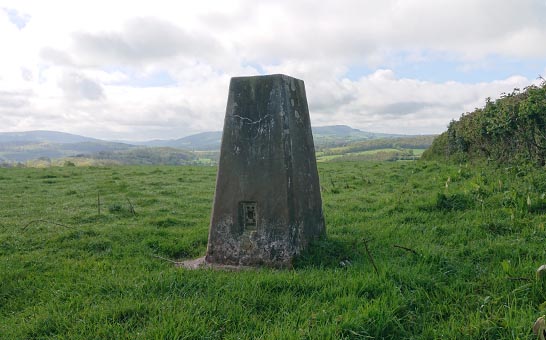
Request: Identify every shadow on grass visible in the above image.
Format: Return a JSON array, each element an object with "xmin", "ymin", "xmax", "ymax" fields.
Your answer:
[{"xmin": 294, "ymin": 236, "xmax": 358, "ymax": 269}]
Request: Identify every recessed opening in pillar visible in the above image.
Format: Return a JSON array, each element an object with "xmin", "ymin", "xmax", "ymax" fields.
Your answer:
[{"xmin": 240, "ymin": 201, "xmax": 257, "ymax": 231}]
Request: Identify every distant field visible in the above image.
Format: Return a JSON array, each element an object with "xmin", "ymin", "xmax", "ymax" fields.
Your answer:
[
  {"xmin": 316, "ymin": 148, "xmax": 424, "ymax": 162},
  {"xmin": 314, "ymin": 135, "xmax": 433, "ymax": 163},
  {"xmin": 1, "ymin": 161, "xmax": 546, "ymax": 338}
]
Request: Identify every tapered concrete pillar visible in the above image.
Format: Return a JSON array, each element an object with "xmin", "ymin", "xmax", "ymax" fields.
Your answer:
[{"xmin": 206, "ymin": 74, "xmax": 325, "ymax": 268}]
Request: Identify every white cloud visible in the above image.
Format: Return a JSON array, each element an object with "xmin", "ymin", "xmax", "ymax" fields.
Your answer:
[
  {"xmin": 58, "ymin": 72, "xmax": 105, "ymax": 101},
  {"xmin": 0, "ymin": 0, "xmax": 544, "ymax": 140},
  {"xmin": 310, "ymin": 71, "xmax": 536, "ymax": 134},
  {"xmin": 71, "ymin": 17, "xmax": 223, "ymax": 66}
]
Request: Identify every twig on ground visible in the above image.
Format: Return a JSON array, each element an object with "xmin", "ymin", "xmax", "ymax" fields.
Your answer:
[
  {"xmin": 362, "ymin": 238, "xmax": 379, "ymax": 276},
  {"xmin": 126, "ymin": 197, "xmax": 136, "ymax": 216},
  {"xmin": 393, "ymin": 244, "xmax": 420, "ymax": 256},
  {"xmin": 22, "ymin": 219, "xmax": 73, "ymax": 231},
  {"xmin": 507, "ymin": 276, "xmax": 532, "ymax": 282},
  {"xmin": 151, "ymin": 254, "xmax": 179, "ymax": 264}
]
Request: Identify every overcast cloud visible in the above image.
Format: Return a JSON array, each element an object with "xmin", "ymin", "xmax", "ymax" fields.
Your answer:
[{"xmin": 0, "ymin": 0, "xmax": 545, "ymax": 140}]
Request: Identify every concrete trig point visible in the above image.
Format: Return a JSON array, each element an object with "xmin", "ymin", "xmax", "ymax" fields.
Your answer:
[{"xmin": 206, "ymin": 74, "xmax": 326, "ymax": 268}]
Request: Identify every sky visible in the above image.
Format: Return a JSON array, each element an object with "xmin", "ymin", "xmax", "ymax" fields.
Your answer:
[{"xmin": 1, "ymin": 0, "xmax": 545, "ymax": 141}]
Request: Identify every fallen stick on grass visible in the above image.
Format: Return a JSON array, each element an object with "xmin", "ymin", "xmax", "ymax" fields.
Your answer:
[
  {"xmin": 362, "ymin": 238, "xmax": 379, "ymax": 276},
  {"xmin": 22, "ymin": 219, "xmax": 73, "ymax": 231},
  {"xmin": 507, "ymin": 276, "xmax": 532, "ymax": 282},
  {"xmin": 393, "ymin": 244, "xmax": 420, "ymax": 256},
  {"xmin": 151, "ymin": 254, "xmax": 180, "ymax": 265}
]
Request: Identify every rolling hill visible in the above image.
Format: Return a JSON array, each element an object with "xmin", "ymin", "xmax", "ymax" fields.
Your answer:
[
  {"xmin": 0, "ymin": 126, "xmax": 432, "ymax": 165},
  {"xmin": 127, "ymin": 125, "xmax": 405, "ymax": 151},
  {"xmin": 0, "ymin": 131, "xmax": 136, "ymax": 163},
  {"xmin": 311, "ymin": 125, "xmax": 405, "ymax": 148},
  {"xmin": 136, "ymin": 131, "xmax": 223, "ymax": 151},
  {"xmin": 0, "ymin": 130, "xmax": 101, "ymax": 144}
]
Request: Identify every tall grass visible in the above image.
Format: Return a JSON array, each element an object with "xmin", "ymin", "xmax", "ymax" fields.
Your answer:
[{"xmin": 1, "ymin": 162, "xmax": 545, "ymax": 338}]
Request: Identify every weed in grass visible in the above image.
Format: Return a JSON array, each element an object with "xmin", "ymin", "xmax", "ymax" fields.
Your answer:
[{"xmin": 435, "ymin": 192, "xmax": 474, "ymax": 211}]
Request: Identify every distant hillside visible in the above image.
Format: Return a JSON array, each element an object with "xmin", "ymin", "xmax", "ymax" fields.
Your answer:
[
  {"xmin": 0, "ymin": 142, "xmax": 136, "ymax": 163},
  {"xmin": 422, "ymin": 81, "xmax": 546, "ymax": 166},
  {"xmin": 114, "ymin": 132, "xmax": 223, "ymax": 151},
  {"xmin": 142, "ymin": 131, "xmax": 223, "ymax": 151},
  {"xmin": 83, "ymin": 147, "xmax": 197, "ymax": 165},
  {"xmin": 312, "ymin": 125, "xmax": 403, "ymax": 138},
  {"xmin": 0, "ymin": 130, "xmax": 100, "ymax": 144},
  {"xmin": 313, "ymin": 125, "xmax": 360, "ymax": 135},
  {"xmin": 134, "ymin": 125, "xmax": 404, "ymax": 151},
  {"xmin": 0, "ymin": 131, "xmax": 136, "ymax": 163},
  {"xmin": 0, "ymin": 125, "xmax": 419, "ymax": 165},
  {"xmin": 312, "ymin": 125, "xmax": 404, "ymax": 148}
]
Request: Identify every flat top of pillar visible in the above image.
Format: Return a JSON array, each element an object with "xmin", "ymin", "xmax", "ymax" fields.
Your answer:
[{"xmin": 230, "ymin": 74, "xmax": 303, "ymax": 83}]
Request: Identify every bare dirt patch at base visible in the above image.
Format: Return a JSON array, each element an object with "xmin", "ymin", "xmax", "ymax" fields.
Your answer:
[{"xmin": 176, "ymin": 256, "xmax": 255, "ymax": 271}]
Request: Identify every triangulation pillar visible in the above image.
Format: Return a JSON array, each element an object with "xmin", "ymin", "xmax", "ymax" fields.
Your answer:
[{"xmin": 206, "ymin": 74, "xmax": 325, "ymax": 268}]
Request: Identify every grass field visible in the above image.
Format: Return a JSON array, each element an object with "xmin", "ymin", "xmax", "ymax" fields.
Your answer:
[
  {"xmin": 316, "ymin": 149, "xmax": 425, "ymax": 162},
  {"xmin": 316, "ymin": 149, "xmax": 402, "ymax": 162},
  {"xmin": 1, "ymin": 161, "xmax": 546, "ymax": 339}
]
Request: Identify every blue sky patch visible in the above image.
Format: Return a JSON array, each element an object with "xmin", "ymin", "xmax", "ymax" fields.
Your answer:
[
  {"xmin": 406, "ymin": 52, "xmax": 542, "ymax": 83},
  {"xmin": 106, "ymin": 67, "xmax": 177, "ymax": 87},
  {"xmin": 397, "ymin": 57, "xmax": 544, "ymax": 83},
  {"xmin": 3, "ymin": 8, "xmax": 30, "ymax": 30},
  {"xmin": 344, "ymin": 52, "xmax": 545, "ymax": 84},
  {"xmin": 344, "ymin": 64, "xmax": 373, "ymax": 81}
]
